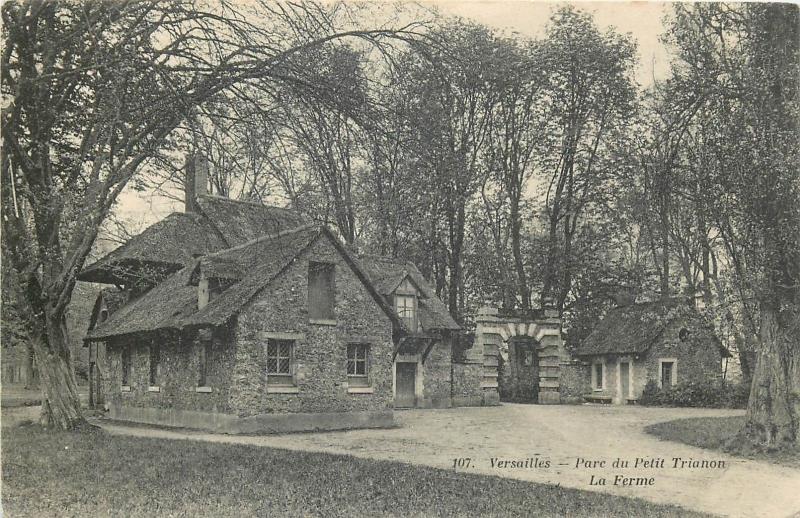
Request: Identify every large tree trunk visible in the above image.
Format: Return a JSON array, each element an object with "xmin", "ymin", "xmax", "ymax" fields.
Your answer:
[
  {"xmin": 736, "ymin": 302, "xmax": 798, "ymax": 449},
  {"xmin": 34, "ymin": 307, "xmax": 85, "ymax": 429}
]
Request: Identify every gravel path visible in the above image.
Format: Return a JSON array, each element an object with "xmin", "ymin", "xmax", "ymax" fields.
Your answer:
[{"xmin": 43, "ymin": 404, "xmax": 800, "ymax": 517}]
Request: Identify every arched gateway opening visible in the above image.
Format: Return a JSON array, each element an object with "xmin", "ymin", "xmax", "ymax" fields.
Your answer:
[
  {"xmin": 474, "ymin": 306, "xmax": 569, "ymax": 404},
  {"xmin": 500, "ymin": 336, "xmax": 540, "ymax": 403}
]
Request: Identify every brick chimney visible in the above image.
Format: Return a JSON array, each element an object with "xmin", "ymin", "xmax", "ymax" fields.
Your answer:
[{"xmin": 184, "ymin": 153, "xmax": 208, "ymax": 212}]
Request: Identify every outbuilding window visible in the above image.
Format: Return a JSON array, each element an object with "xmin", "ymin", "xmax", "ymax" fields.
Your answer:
[
  {"xmin": 660, "ymin": 359, "xmax": 677, "ymax": 388},
  {"xmin": 266, "ymin": 339, "xmax": 294, "ymax": 386},
  {"xmin": 308, "ymin": 262, "xmax": 336, "ymax": 321},
  {"xmin": 347, "ymin": 344, "xmax": 369, "ymax": 387},
  {"xmin": 592, "ymin": 362, "xmax": 604, "ymax": 391}
]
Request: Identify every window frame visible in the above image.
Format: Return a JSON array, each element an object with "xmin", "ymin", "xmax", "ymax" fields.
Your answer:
[
  {"xmin": 266, "ymin": 339, "xmax": 295, "ymax": 386},
  {"xmin": 395, "ymin": 294, "xmax": 417, "ymax": 332},
  {"xmin": 197, "ymin": 340, "xmax": 213, "ymax": 389},
  {"xmin": 659, "ymin": 358, "xmax": 678, "ymax": 388},
  {"xmin": 347, "ymin": 343, "xmax": 370, "ymax": 387},
  {"xmin": 148, "ymin": 344, "xmax": 160, "ymax": 389},
  {"xmin": 592, "ymin": 361, "xmax": 605, "ymax": 391},
  {"xmin": 121, "ymin": 345, "xmax": 132, "ymax": 388}
]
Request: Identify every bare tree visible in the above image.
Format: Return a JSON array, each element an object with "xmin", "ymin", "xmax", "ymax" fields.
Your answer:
[
  {"xmin": 537, "ymin": 7, "xmax": 637, "ymax": 312},
  {"xmin": 0, "ymin": 0, "xmax": 423, "ymax": 429}
]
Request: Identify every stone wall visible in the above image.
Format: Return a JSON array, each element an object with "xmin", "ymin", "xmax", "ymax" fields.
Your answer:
[
  {"xmin": 558, "ymin": 360, "xmax": 589, "ymax": 404},
  {"xmin": 230, "ymin": 236, "xmax": 395, "ymax": 416},
  {"xmin": 644, "ymin": 317, "xmax": 723, "ymax": 387},
  {"xmin": 103, "ymin": 326, "xmax": 235, "ymax": 413},
  {"xmin": 421, "ymin": 334, "xmax": 453, "ymax": 408}
]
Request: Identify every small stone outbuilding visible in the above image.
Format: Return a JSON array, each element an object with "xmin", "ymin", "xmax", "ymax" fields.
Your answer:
[{"xmin": 575, "ymin": 298, "xmax": 730, "ymax": 404}]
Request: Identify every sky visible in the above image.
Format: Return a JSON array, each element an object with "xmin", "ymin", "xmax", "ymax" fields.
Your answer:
[
  {"xmin": 434, "ymin": 1, "xmax": 673, "ymax": 84},
  {"xmin": 112, "ymin": 1, "xmax": 675, "ymax": 237}
]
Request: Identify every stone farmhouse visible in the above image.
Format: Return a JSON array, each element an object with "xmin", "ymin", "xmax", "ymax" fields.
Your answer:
[
  {"xmin": 78, "ymin": 158, "xmax": 726, "ymax": 431},
  {"xmin": 79, "ymin": 157, "xmax": 499, "ymax": 433},
  {"xmin": 574, "ymin": 298, "xmax": 730, "ymax": 404}
]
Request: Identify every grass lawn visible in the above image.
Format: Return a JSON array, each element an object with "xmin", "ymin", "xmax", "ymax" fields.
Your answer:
[
  {"xmin": 645, "ymin": 416, "xmax": 800, "ymax": 469},
  {"xmin": 1, "ymin": 422, "xmax": 709, "ymax": 518}
]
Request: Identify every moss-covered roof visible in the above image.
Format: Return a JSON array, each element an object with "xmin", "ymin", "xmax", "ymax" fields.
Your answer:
[
  {"xmin": 78, "ymin": 195, "xmax": 309, "ymax": 284},
  {"xmin": 87, "ymin": 226, "xmax": 409, "ymax": 340},
  {"xmin": 86, "ymin": 267, "xmax": 199, "ymax": 340},
  {"xmin": 196, "ymin": 195, "xmax": 308, "ymax": 246},
  {"xmin": 77, "ymin": 213, "xmax": 227, "ymax": 283},
  {"xmin": 186, "ymin": 227, "xmax": 322, "ymax": 327},
  {"xmin": 357, "ymin": 254, "xmax": 460, "ymax": 331},
  {"xmin": 576, "ymin": 298, "xmax": 711, "ymax": 356}
]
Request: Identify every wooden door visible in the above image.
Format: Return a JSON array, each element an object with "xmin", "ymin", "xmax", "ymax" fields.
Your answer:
[
  {"xmin": 619, "ymin": 362, "xmax": 630, "ymax": 402},
  {"xmin": 395, "ymin": 362, "xmax": 417, "ymax": 408}
]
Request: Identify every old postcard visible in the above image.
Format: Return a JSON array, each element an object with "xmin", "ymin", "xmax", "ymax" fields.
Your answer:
[{"xmin": 2, "ymin": 1, "xmax": 798, "ymax": 516}]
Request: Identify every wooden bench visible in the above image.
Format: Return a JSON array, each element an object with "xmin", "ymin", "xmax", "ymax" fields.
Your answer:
[{"xmin": 584, "ymin": 394, "xmax": 613, "ymax": 404}]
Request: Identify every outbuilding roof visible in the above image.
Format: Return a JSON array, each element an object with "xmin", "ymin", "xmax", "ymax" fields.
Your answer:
[
  {"xmin": 77, "ymin": 212, "xmax": 227, "ymax": 284},
  {"xmin": 86, "ymin": 266, "xmax": 198, "ymax": 340},
  {"xmin": 575, "ymin": 298, "xmax": 722, "ymax": 357}
]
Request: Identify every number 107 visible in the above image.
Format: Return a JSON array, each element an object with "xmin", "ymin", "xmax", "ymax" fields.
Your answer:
[{"xmin": 453, "ymin": 458, "xmax": 471, "ymax": 469}]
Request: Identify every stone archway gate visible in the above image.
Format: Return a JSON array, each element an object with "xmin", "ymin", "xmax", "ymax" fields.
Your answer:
[{"xmin": 473, "ymin": 306, "xmax": 569, "ymax": 404}]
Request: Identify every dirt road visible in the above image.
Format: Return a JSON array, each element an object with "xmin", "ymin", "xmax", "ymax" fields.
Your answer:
[{"xmin": 34, "ymin": 404, "xmax": 800, "ymax": 517}]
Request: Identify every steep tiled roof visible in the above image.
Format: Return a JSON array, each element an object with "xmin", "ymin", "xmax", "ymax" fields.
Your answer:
[
  {"xmin": 196, "ymin": 195, "xmax": 308, "ymax": 246},
  {"xmin": 77, "ymin": 213, "xmax": 227, "ymax": 283},
  {"xmin": 87, "ymin": 226, "xmax": 408, "ymax": 339},
  {"xmin": 576, "ymin": 298, "xmax": 703, "ymax": 356},
  {"xmin": 187, "ymin": 227, "xmax": 321, "ymax": 327},
  {"xmin": 357, "ymin": 254, "xmax": 460, "ymax": 331},
  {"xmin": 87, "ymin": 267, "xmax": 198, "ymax": 339},
  {"xmin": 78, "ymin": 195, "xmax": 308, "ymax": 284}
]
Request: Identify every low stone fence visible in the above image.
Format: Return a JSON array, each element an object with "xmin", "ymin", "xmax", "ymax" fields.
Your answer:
[{"xmin": 106, "ymin": 404, "xmax": 395, "ymax": 434}]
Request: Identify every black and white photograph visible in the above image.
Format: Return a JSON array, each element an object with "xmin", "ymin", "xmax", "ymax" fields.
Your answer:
[{"xmin": 1, "ymin": 1, "xmax": 798, "ymax": 516}]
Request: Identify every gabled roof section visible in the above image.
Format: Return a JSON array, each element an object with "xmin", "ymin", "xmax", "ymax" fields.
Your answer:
[
  {"xmin": 198, "ymin": 225, "xmax": 317, "ymax": 282},
  {"xmin": 77, "ymin": 213, "xmax": 228, "ymax": 283},
  {"xmin": 84, "ymin": 226, "xmax": 408, "ymax": 341},
  {"xmin": 86, "ymin": 266, "xmax": 199, "ymax": 340},
  {"xmin": 186, "ymin": 227, "xmax": 322, "ymax": 326},
  {"xmin": 79, "ymin": 195, "xmax": 309, "ymax": 284},
  {"xmin": 358, "ymin": 254, "xmax": 460, "ymax": 331},
  {"xmin": 576, "ymin": 298, "xmax": 716, "ymax": 356},
  {"xmin": 196, "ymin": 195, "xmax": 309, "ymax": 246},
  {"xmin": 189, "ymin": 227, "xmax": 406, "ymax": 333},
  {"xmin": 86, "ymin": 288, "xmax": 129, "ymax": 333}
]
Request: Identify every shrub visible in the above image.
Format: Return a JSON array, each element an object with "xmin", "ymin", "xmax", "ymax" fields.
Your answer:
[{"xmin": 639, "ymin": 379, "xmax": 748, "ymax": 409}]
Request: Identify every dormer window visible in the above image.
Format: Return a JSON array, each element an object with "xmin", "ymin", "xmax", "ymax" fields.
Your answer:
[
  {"xmin": 395, "ymin": 295, "xmax": 417, "ymax": 331},
  {"xmin": 198, "ymin": 274, "xmax": 233, "ymax": 310},
  {"xmin": 394, "ymin": 277, "xmax": 419, "ymax": 332}
]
